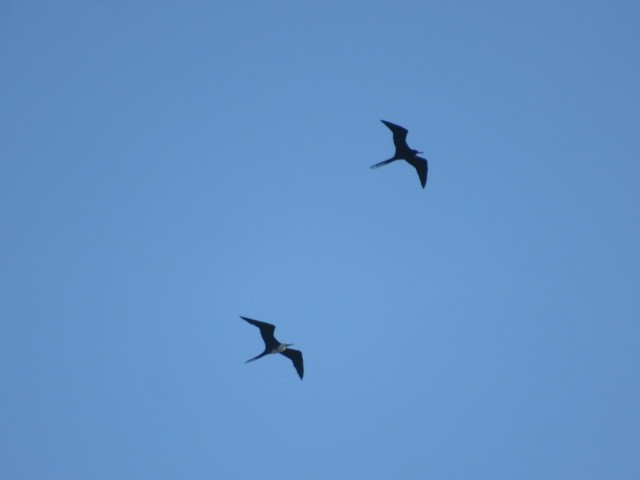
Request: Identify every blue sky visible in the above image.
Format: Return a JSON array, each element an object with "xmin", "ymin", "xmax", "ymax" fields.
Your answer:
[{"xmin": 1, "ymin": 1, "xmax": 639, "ymax": 479}]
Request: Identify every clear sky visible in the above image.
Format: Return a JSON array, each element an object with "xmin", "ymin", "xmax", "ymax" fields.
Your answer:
[{"xmin": 2, "ymin": 2, "xmax": 639, "ymax": 479}]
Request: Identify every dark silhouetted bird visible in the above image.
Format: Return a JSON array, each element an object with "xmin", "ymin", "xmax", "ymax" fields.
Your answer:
[
  {"xmin": 371, "ymin": 120, "xmax": 428, "ymax": 188},
  {"xmin": 240, "ymin": 316, "xmax": 304, "ymax": 380}
]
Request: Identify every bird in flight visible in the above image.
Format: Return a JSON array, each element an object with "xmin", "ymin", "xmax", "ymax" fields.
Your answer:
[
  {"xmin": 240, "ymin": 316, "xmax": 304, "ymax": 380},
  {"xmin": 370, "ymin": 120, "xmax": 428, "ymax": 188}
]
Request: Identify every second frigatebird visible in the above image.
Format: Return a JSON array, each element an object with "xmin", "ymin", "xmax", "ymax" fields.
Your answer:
[
  {"xmin": 370, "ymin": 120, "xmax": 428, "ymax": 188},
  {"xmin": 240, "ymin": 316, "xmax": 304, "ymax": 380}
]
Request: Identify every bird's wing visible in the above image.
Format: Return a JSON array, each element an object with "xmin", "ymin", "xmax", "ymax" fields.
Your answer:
[
  {"xmin": 240, "ymin": 316, "xmax": 276, "ymax": 344},
  {"xmin": 280, "ymin": 348, "xmax": 304, "ymax": 380},
  {"xmin": 407, "ymin": 156, "xmax": 428, "ymax": 188},
  {"xmin": 381, "ymin": 120, "xmax": 409, "ymax": 151}
]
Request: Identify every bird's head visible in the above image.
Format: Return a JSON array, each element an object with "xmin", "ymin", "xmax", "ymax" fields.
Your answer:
[
  {"xmin": 285, "ymin": 343, "xmax": 294, "ymax": 348},
  {"xmin": 414, "ymin": 149, "xmax": 423, "ymax": 155}
]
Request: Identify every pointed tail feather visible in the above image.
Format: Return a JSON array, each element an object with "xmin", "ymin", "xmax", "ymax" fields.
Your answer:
[
  {"xmin": 245, "ymin": 351, "xmax": 269, "ymax": 363},
  {"xmin": 370, "ymin": 158, "xmax": 397, "ymax": 169}
]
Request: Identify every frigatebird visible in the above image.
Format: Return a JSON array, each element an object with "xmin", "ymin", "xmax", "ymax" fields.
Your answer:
[
  {"xmin": 370, "ymin": 120, "xmax": 428, "ymax": 188},
  {"xmin": 240, "ymin": 316, "xmax": 304, "ymax": 380}
]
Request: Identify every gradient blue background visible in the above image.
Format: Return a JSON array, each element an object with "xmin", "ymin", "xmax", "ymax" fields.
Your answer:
[{"xmin": 2, "ymin": 2, "xmax": 639, "ymax": 479}]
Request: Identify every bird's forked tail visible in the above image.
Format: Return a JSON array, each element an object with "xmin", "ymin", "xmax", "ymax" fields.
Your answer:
[
  {"xmin": 245, "ymin": 351, "xmax": 269, "ymax": 363},
  {"xmin": 370, "ymin": 157, "xmax": 397, "ymax": 169}
]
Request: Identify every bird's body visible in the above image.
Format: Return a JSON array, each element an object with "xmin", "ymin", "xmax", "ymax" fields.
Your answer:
[
  {"xmin": 240, "ymin": 316, "xmax": 304, "ymax": 379},
  {"xmin": 371, "ymin": 120, "xmax": 428, "ymax": 188}
]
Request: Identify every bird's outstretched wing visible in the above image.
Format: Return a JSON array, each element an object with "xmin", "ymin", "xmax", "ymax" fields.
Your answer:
[
  {"xmin": 381, "ymin": 120, "xmax": 409, "ymax": 151},
  {"xmin": 280, "ymin": 348, "xmax": 304, "ymax": 380},
  {"xmin": 407, "ymin": 156, "xmax": 428, "ymax": 188},
  {"xmin": 240, "ymin": 316, "xmax": 276, "ymax": 344}
]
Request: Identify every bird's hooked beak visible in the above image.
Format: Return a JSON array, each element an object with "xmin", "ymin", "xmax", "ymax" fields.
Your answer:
[{"xmin": 286, "ymin": 343, "xmax": 294, "ymax": 347}]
